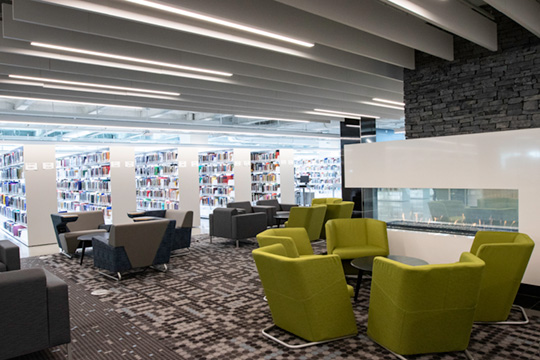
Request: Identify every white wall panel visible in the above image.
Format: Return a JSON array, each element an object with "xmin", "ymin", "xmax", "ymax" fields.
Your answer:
[
  {"xmin": 110, "ymin": 146, "xmax": 136, "ymax": 225},
  {"xmin": 178, "ymin": 147, "xmax": 201, "ymax": 227},
  {"xmin": 344, "ymin": 128, "xmax": 540, "ymax": 285}
]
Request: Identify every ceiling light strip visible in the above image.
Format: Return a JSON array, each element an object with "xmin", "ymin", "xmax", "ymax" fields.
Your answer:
[
  {"xmin": 10, "ymin": 75, "xmax": 180, "ymax": 96},
  {"xmin": 372, "ymin": 98, "xmax": 405, "ymax": 106},
  {"xmin": 235, "ymin": 115, "xmax": 310, "ymax": 123},
  {"xmin": 310, "ymin": 108, "xmax": 381, "ymax": 119},
  {"xmin": 124, "ymin": 0, "xmax": 314, "ymax": 48},
  {"xmin": 361, "ymin": 101, "xmax": 405, "ymax": 110},
  {"xmin": 31, "ymin": 42, "xmax": 232, "ymax": 77},
  {"xmin": 0, "ymin": 95, "xmax": 143, "ymax": 109}
]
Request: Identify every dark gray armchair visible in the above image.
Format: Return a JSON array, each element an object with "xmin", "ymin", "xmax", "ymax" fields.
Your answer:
[
  {"xmin": 0, "ymin": 239, "xmax": 20, "ymax": 272},
  {"xmin": 209, "ymin": 207, "xmax": 267, "ymax": 248},
  {"xmin": 0, "ymin": 242, "xmax": 71, "ymax": 360},
  {"xmin": 51, "ymin": 211, "xmax": 109, "ymax": 257},
  {"xmin": 92, "ymin": 220, "xmax": 171, "ymax": 280},
  {"xmin": 256, "ymin": 199, "xmax": 297, "ymax": 226},
  {"xmin": 227, "ymin": 201, "xmax": 274, "ymax": 227},
  {"xmin": 127, "ymin": 209, "xmax": 193, "ymax": 252}
]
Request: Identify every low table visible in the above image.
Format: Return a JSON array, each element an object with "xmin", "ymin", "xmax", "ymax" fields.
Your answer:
[
  {"xmin": 350, "ymin": 255, "xmax": 428, "ymax": 302},
  {"xmin": 273, "ymin": 214, "xmax": 289, "ymax": 227}
]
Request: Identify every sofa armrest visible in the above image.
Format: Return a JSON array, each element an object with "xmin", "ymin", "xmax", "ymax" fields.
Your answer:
[
  {"xmin": 0, "ymin": 240, "xmax": 20, "ymax": 271},
  {"xmin": 232, "ymin": 213, "xmax": 268, "ymax": 239},
  {"xmin": 252, "ymin": 205, "xmax": 274, "ymax": 226},
  {"xmin": 99, "ymin": 224, "xmax": 112, "ymax": 232},
  {"xmin": 44, "ymin": 270, "xmax": 71, "ymax": 347}
]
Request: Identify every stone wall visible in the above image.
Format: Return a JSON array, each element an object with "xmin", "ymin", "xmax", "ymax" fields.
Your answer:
[{"xmin": 404, "ymin": 9, "xmax": 540, "ymax": 139}]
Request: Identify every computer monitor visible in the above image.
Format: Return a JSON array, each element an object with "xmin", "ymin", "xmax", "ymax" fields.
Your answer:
[{"xmin": 300, "ymin": 175, "xmax": 310, "ymax": 184}]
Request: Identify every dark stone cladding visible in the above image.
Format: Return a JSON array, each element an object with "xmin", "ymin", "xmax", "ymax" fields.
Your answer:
[{"xmin": 404, "ymin": 7, "xmax": 540, "ymax": 139}]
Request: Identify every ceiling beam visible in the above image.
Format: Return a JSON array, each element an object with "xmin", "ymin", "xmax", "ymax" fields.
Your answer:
[
  {"xmin": 483, "ymin": 0, "xmax": 540, "ymax": 38},
  {"xmin": 276, "ymin": 0, "xmax": 454, "ymax": 60}
]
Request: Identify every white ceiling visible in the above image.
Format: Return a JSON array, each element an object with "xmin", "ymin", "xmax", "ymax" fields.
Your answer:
[{"xmin": 0, "ymin": 0, "xmax": 537, "ymax": 139}]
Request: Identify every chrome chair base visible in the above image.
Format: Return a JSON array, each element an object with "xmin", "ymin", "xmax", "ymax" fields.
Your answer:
[
  {"xmin": 475, "ymin": 305, "xmax": 530, "ymax": 325},
  {"xmin": 261, "ymin": 324, "xmax": 356, "ymax": 349}
]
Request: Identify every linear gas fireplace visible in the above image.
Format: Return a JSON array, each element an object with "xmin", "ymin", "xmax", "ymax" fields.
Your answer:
[{"xmin": 365, "ymin": 188, "xmax": 518, "ymax": 236}]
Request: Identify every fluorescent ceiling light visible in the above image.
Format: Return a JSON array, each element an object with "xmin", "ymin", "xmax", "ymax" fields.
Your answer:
[
  {"xmin": 385, "ymin": 0, "xmax": 431, "ymax": 18},
  {"xmin": 125, "ymin": 0, "xmax": 314, "ymax": 48},
  {"xmin": 372, "ymin": 98, "xmax": 405, "ymax": 107},
  {"xmin": 310, "ymin": 109, "xmax": 381, "ymax": 119},
  {"xmin": 0, "ymin": 95, "xmax": 143, "ymax": 109},
  {"xmin": 31, "ymin": 42, "xmax": 232, "ymax": 77},
  {"xmin": 235, "ymin": 115, "xmax": 310, "ymax": 123},
  {"xmin": 9, "ymin": 75, "xmax": 180, "ymax": 96},
  {"xmin": 361, "ymin": 101, "xmax": 405, "ymax": 110},
  {"xmin": 345, "ymin": 124, "xmax": 361, "ymax": 128}
]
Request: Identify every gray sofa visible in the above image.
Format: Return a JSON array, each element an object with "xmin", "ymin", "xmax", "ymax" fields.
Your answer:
[
  {"xmin": 0, "ymin": 239, "xmax": 20, "ymax": 272},
  {"xmin": 256, "ymin": 199, "xmax": 297, "ymax": 226},
  {"xmin": 51, "ymin": 211, "xmax": 109, "ymax": 257},
  {"xmin": 0, "ymin": 241, "xmax": 71, "ymax": 359},
  {"xmin": 227, "ymin": 201, "xmax": 274, "ymax": 227}
]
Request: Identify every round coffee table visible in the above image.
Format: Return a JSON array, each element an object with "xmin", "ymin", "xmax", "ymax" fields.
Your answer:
[{"xmin": 350, "ymin": 255, "xmax": 428, "ymax": 302}]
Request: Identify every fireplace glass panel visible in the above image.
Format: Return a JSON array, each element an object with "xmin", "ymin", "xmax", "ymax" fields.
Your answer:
[{"xmin": 369, "ymin": 188, "xmax": 518, "ymax": 235}]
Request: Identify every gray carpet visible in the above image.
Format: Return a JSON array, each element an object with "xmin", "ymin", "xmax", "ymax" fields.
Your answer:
[{"xmin": 15, "ymin": 235, "xmax": 540, "ymax": 359}]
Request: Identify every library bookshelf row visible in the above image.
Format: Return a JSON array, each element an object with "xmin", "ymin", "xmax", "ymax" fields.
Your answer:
[{"xmin": 0, "ymin": 145, "xmax": 341, "ymax": 244}]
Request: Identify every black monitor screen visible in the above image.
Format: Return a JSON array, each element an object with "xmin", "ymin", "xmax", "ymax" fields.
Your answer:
[{"xmin": 300, "ymin": 175, "xmax": 310, "ymax": 183}]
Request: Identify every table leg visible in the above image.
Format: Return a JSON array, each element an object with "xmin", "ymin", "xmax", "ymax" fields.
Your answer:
[
  {"xmin": 354, "ymin": 269, "xmax": 364, "ymax": 302},
  {"xmin": 80, "ymin": 241, "xmax": 86, "ymax": 265}
]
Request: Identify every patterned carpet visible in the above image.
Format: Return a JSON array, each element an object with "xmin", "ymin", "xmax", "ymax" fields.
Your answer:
[{"xmin": 15, "ymin": 234, "xmax": 540, "ymax": 360}]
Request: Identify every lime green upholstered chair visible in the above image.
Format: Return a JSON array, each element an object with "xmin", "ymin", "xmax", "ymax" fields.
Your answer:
[
  {"xmin": 320, "ymin": 201, "xmax": 354, "ymax": 239},
  {"xmin": 326, "ymin": 219, "xmax": 389, "ymax": 273},
  {"xmin": 367, "ymin": 253, "xmax": 485, "ymax": 358},
  {"xmin": 470, "ymin": 231, "xmax": 535, "ymax": 324},
  {"xmin": 257, "ymin": 228, "xmax": 314, "ymax": 257},
  {"xmin": 252, "ymin": 243, "xmax": 358, "ymax": 348},
  {"xmin": 285, "ymin": 205, "xmax": 327, "ymax": 242},
  {"xmin": 311, "ymin": 198, "xmax": 342, "ymax": 205}
]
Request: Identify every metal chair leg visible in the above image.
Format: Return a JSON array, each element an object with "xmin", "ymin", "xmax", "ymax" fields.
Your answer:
[
  {"xmin": 261, "ymin": 324, "xmax": 356, "ymax": 349},
  {"xmin": 372, "ymin": 339, "xmax": 475, "ymax": 360},
  {"xmin": 475, "ymin": 305, "xmax": 530, "ymax": 325},
  {"xmin": 67, "ymin": 342, "xmax": 72, "ymax": 360}
]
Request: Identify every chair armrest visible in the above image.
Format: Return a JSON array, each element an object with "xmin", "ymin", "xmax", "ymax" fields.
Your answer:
[
  {"xmin": 232, "ymin": 213, "xmax": 268, "ymax": 239},
  {"xmin": 99, "ymin": 224, "xmax": 112, "ymax": 232},
  {"xmin": 280, "ymin": 204, "xmax": 298, "ymax": 211},
  {"xmin": 252, "ymin": 205, "xmax": 274, "ymax": 226},
  {"xmin": 0, "ymin": 240, "xmax": 20, "ymax": 271}
]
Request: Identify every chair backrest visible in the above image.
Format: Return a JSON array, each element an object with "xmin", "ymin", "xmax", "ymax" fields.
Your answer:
[
  {"xmin": 470, "ymin": 231, "xmax": 535, "ymax": 321},
  {"xmin": 227, "ymin": 201, "xmax": 253, "ymax": 213},
  {"xmin": 311, "ymin": 198, "xmax": 342, "ymax": 205},
  {"xmin": 257, "ymin": 227, "xmax": 314, "ymax": 257},
  {"xmin": 320, "ymin": 201, "xmax": 354, "ymax": 238},
  {"xmin": 165, "ymin": 210, "xmax": 193, "ymax": 228},
  {"xmin": 325, "ymin": 218, "xmax": 388, "ymax": 254},
  {"xmin": 256, "ymin": 199, "xmax": 281, "ymax": 210},
  {"xmin": 285, "ymin": 205, "xmax": 327, "ymax": 241},
  {"xmin": 367, "ymin": 252, "xmax": 485, "ymax": 356},
  {"xmin": 65, "ymin": 211, "xmax": 105, "ymax": 232},
  {"xmin": 108, "ymin": 220, "xmax": 169, "ymax": 268},
  {"xmin": 252, "ymin": 244, "xmax": 357, "ymax": 342}
]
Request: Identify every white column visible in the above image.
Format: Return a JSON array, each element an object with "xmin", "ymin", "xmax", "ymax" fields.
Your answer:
[
  {"xmin": 233, "ymin": 148, "xmax": 252, "ymax": 202},
  {"xmin": 178, "ymin": 147, "xmax": 200, "ymax": 227},
  {"xmin": 279, "ymin": 149, "xmax": 295, "ymax": 204},
  {"xmin": 24, "ymin": 145, "xmax": 57, "ymax": 246},
  {"xmin": 110, "ymin": 146, "xmax": 136, "ymax": 224}
]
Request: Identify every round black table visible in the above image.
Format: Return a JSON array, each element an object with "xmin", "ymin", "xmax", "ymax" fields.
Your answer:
[
  {"xmin": 350, "ymin": 255, "xmax": 428, "ymax": 302},
  {"xmin": 273, "ymin": 214, "xmax": 289, "ymax": 227}
]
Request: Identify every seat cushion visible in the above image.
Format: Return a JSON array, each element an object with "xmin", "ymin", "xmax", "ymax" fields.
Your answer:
[{"xmin": 333, "ymin": 245, "xmax": 387, "ymax": 260}]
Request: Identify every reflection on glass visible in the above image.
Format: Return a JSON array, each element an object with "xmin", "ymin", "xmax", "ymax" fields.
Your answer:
[{"xmin": 371, "ymin": 188, "xmax": 518, "ymax": 235}]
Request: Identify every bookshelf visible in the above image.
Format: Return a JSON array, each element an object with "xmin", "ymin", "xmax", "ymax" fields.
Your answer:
[
  {"xmin": 135, "ymin": 149, "xmax": 179, "ymax": 210},
  {"xmin": 0, "ymin": 147, "xmax": 27, "ymax": 241},
  {"xmin": 56, "ymin": 149, "xmax": 112, "ymax": 222},
  {"xmin": 199, "ymin": 150, "xmax": 234, "ymax": 218},
  {"xmin": 294, "ymin": 155, "xmax": 342, "ymax": 199},
  {"xmin": 251, "ymin": 150, "xmax": 280, "ymax": 202}
]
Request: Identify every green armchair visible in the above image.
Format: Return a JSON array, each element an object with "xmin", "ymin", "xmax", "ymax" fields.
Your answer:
[
  {"xmin": 252, "ymin": 243, "xmax": 357, "ymax": 348},
  {"xmin": 284, "ymin": 205, "xmax": 327, "ymax": 241},
  {"xmin": 326, "ymin": 218, "xmax": 389, "ymax": 273},
  {"xmin": 257, "ymin": 228, "xmax": 314, "ymax": 257},
  {"xmin": 471, "ymin": 231, "xmax": 535, "ymax": 324},
  {"xmin": 320, "ymin": 201, "xmax": 354, "ymax": 239},
  {"xmin": 311, "ymin": 198, "xmax": 342, "ymax": 205},
  {"xmin": 367, "ymin": 253, "xmax": 485, "ymax": 358}
]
